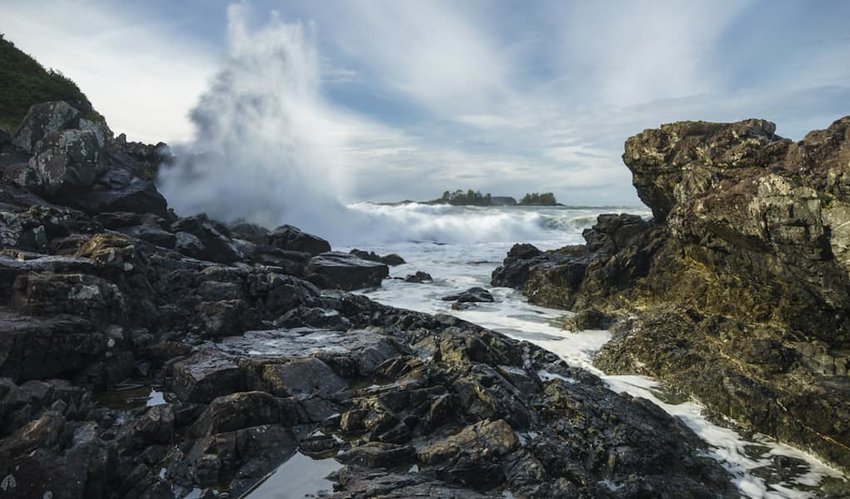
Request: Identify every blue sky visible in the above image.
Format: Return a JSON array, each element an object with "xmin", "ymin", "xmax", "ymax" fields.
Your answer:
[{"xmin": 2, "ymin": 0, "xmax": 849, "ymax": 205}]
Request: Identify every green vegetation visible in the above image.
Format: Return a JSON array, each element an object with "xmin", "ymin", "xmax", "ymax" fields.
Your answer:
[
  {"xmin": 0, "ymin": 33, "xmax": 103, "ymax": 132},
  {"xmin": 431, "ymin": 189, "xmax": 560, "ymax": 206},
  {"xmin": 519, "ymin": 192, "xmax": 558, "ymax": 206},
  {"xmin": 438, "ymin": 189, "xmax": 493, "ymax": 206}
]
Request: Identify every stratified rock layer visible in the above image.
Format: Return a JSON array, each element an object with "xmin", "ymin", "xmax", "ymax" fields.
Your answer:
[{"xmin": 494, "ymin": 116, "xmax": 850, "ymax": 470}]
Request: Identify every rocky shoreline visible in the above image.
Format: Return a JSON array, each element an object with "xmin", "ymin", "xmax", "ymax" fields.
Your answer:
[
  {"xmin": 0, "ymin": 102, "xmax": 746, "ymax": 498},
  {"xmin": 493, "ymin": 117, "xmax": 850, "ymax": 478}
]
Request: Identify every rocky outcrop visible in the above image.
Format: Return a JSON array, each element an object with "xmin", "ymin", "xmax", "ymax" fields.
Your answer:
[
  {"xmin": 306, "ymin": 252, "xmax": 389, "ymax": 290},
  {"xmin": 0, "ymin": 99, "xmax": 742, "ymax": 497},
  {"xmin": 494, "ymin": 116, "xmax": 850, "ymax": 470}
]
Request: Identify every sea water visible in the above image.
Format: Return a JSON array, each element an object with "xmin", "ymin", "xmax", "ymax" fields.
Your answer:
[{"xmin": 342, "ymin": 202, "xmax": 845, "ymax": 499}]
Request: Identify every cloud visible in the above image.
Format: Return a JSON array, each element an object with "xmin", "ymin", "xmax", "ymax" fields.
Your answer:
[
  {"xmin": 3, "ymin": 0, "xmax": 847, "ymax": 208},
  {"xmin": 0, "ymin": 0, "xmax": 216, "ymax": 142}
]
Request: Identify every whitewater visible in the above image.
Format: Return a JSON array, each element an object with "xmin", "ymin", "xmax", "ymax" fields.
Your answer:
[{"xmin": 336, "ymin": 202, "xmax": 842, "ymax": 499}]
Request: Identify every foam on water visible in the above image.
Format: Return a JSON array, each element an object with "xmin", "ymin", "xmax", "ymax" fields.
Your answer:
[{"xmin": 354, "ymin": 206, "xmax": 846, "ymax": 498}]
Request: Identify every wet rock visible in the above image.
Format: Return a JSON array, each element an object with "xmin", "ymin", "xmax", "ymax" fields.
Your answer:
[
  {"xmin": 404, "ymin": 271, "xmax": 433, "ymax": 283},
  {"xmin": 261, "ymin": 358, "xmax": 347, "ymax": 398},
  {"xmin": 171, "ymin": 214, "xmax": 241, "ymax": 264},
  {"xmin": 170, "ymin": 352, "xmax": 245, "ymax": 403},
  {"xmin": 337, "ymin": 442, "xmax": 416, "ymax": 468},
  {"xmin": 229, "ymin": 221, "xmax": 270, "ymax": 245},
  {"xmin": 0, "ymin": 309, "xmax": 105, "ymax": 382},
  {"xmin": 306, "ymin": 252, "xmax": 389, "ymax": 290},
  {"xmin": 73, "ymin": 167, "xmax": 168, "ymax": 217},
  {"xmin": 273, "ymin": 306, "xmax": 352, "ymax": 330},
  {"xmin": 268, "ymin": 224, "xmax": 331, "ymax": 256},
  {"xmin": 563, "ymin": 308, "xmax": 614, "ymax": 331},
  {"xmin": 190, "ymin": 391, "xmax": 301, "ymax": 437},
  {"xmin": 349, "ymin": 248, "xmax": 406, "ymax": 266},
  {"xmin": 441, "ymin": 287, "xmax": 494, "ymax": 303}
]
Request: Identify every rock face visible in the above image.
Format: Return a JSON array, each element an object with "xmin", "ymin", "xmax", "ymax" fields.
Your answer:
[
  {"xmin": 0, "ymin": 100, "xmax": 741, "ymax": 497},
  {"xmin": 494, "ymin": 116, "xmax": 850, "ymax": 470}
]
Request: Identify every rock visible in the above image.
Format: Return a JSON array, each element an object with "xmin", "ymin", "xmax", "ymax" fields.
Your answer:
[
  {"xmin": 273, "ymin": 306, "xmax": 351, "ymax": 330},
  {"xmin": 73, "ymin": 167, "xmax": 168, "ymax": 217},
  {"xmin": 490, "ymin": 243, "xmax": 550, "ymax": 289},
  {"xmin": 229, "ymin": 222, "xmax": 270, "ymax": 245},
  {"xmin": 170, "ymin": 352, "xmax": 245, "ymax": 403},
  {"xmin": 563, "ymin": 308, "xmax": 613, "ymax": 331},
  {"xmin": 12, "ymin": 101, "xmax": 80, "ymax": 153},
  {"xmin": 349, "ymin": 249, "xmax": 406, "ymax": 266},
  {"xmin": 306, "ymin": 252, "xmax": 389, "ymax": 290},
  {"xmin": 0, "ymin": 309, "xmax": 105, "ymax": 382},
  {"xmin": 499, "ymin": 115, "xmax": 850, "ymax": 471},
  {"xmin": 20, "ymin": 129, "xmax": 101, "ymax": 198},
  {"xmin": 190, "ymin": 391, "xmax": 301, "ymax": 437},
  {"xmin": 404, "ymin": 271, "xmax": 433, "ymax": 283},
  {"xmin": 337, "ymin": 442, "xmax": 416, "ymax": 468},
  {"xmin": 268, "ymin": 224, "xmax": 331, "ymax": 256},
  {"xmin": 261, "ymin": 358, "xmax": 347, "ymax": 398},
  {"xmin": 171, "ymin": 214, "xmax": 241, "ymax": 264},
  {"xmin": 441, "ymin": 287, "xmax": 494, "ymax": 303}
]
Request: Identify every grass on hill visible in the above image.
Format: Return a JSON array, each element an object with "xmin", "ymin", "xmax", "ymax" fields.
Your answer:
[{"xmin": 0, "ymin": 33, "xmax": 104, "ymax": 133}]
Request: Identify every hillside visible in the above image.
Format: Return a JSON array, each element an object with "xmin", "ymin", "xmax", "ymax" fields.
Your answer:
[{"xmin": 0, "ymin": 33, "xmax": 103, "ymax": 132}]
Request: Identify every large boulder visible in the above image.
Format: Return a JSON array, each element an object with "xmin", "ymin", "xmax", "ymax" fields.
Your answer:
[
  {"xmin": 306, "ymin": 252, "xmax": 389, "ymax": 290},
  {"xmin": 16, "ymin": 129, "xmax": 101, "ymax": 198},
  {"xmin": 268, "ymin": 225, "xmax": 331, "ymax": 256},
  {"xmin": 74, "ymin": 167, "xmax": 168, "ymax": 217},
  {"xmin": 11, "ymin": 101, "xmax": 80, "ymax": 153}
]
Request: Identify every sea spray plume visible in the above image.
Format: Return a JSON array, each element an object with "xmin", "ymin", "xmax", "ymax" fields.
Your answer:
[{"xmin": 159, "ymin": 5, "xmax": 350, "ymax": 232}]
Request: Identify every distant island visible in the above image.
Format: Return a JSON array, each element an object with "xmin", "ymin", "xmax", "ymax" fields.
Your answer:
[{"xmin": 425, "ymin": 189, "xmax": 561, "ymax": 206}]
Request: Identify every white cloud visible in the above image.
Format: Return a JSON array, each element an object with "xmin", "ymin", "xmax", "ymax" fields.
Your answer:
[{"xmin": 0, "ymin": 0, "xmax": 216, "ymax": 142}]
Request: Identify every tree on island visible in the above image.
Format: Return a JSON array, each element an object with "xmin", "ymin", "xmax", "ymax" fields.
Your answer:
[
  {"xmin": 518, "ymin": 192, "xmax": 558, "ymax": 206},
  {"xmin": 439, "ymin": 189, "xmax": 492, "ymax": 206}
]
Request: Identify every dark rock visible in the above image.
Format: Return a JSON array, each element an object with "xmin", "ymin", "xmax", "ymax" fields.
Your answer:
[
  {"xmin": 306, "ymin": 252, "xmax": 389, "ymax": 290},
  {"xmin": 229, "ymin": 222, "xmax": 269, "ymax": 245},
  {"xmin": 337, "ymin": 442, "xmax": 416, "ymax": 468},
  {"xmin": 11, "ymin": 101, "xmax": 80, "ymax": 153},
  {"xmin": 190, "ymin": 391, "xmax": 301, "ymax": 437},
  {"xmin": 273, "ymin": 306, "xmax": 352, "ymax": 330},
  {"xmin": 170, "ymin": 352, "xmax": 245, "ymax": 403},
  {"xmin": 563, "ymin": 308, "xmax": 613, "ymax": 331},
  {"xmin": 171, "ymin": 214, "xmax": 240, "ymax": 264},
  {"xmin": 261, "ymin": 358, "xmax": 347, "ymax": 398},
  {"xmin": 404, "ymin": 271, "xmax": 433, "ymax": 283},
  {"xmin": 74, "ymin": 167, "xmax": 168, "ymax": 217},
  {"xmin": 350, "ymin": 248, "xmax": 406, "ymax": 266},
  {"xmin": 268, "ymin": 224, "xmax": 331, "ymax": 256},
  {"xmin": 441, "ymin": 287, "xmax": 494, "ymax": 303}
]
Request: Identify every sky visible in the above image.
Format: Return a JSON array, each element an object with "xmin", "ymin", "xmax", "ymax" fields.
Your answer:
[{"xmin": 2, "ymin": 0, "xmax": 849, "ymax": 206}]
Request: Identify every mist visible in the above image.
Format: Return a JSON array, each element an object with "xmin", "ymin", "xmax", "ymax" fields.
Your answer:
[{"xmin": 159, "ymin": 5, "xmax": 352, "ymax": 237}]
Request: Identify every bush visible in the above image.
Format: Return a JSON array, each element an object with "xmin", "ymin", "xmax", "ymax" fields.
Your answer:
[{"xmin": 0, "ymin": 34, "xmax": 103, "ymax": 132}]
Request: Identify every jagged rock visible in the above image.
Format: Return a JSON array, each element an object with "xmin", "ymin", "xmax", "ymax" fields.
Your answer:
[
  {"xmin": 404, "ymin": 271, "xmax": 433, "ymax": 283},
  {"xmin": 11, "ymin": 101, "xmax": 80, "ymax": 153},
  {"xmin": 498, "ymin": 115, "xmax": 850, "ymax": 470},
  {"xmin": 441, "ymin": 287, "xmax": 494, "ymax": 304},
  {"xmin": 189, "ymin": 391, "xmax": 301, "ymax": 437},
  {"xmin": 306, "ymin": 252, "xmax": 389, "ymax": 290},
  {"xmin": 350, "ymin": 248, "xmax": 406, "ymax": 266},
  {"xmin": 73, "ymin": 167, "xmax": 168, "ymax": 217},
  {"xmin": 261, "ymin": 358, "xmax": 347, "ymax": 398},
  {"xmin": 19, "ymin": 129, "xmax": 101, "ymax": 197},
  {"xmin": 171, "ymin": 214, "xmax": 241, "ymax": 264},
  {"xmin": 268, "ymin": 224, "xmax": 331, "ymax": 256},
  {"xmin": 273, "ymin": 306, "xmax": 351, "ymax": 330},
  {"xmin": 229, "ymin": 221, "xmax": 270, "ymax": 245},
  {"xmin": 170, "ymin": 352, "xmax": 245, "ymax": 403},
  {"xmin": 563, "ymin": 308, "xmax": 614, "ymax": 331}
]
